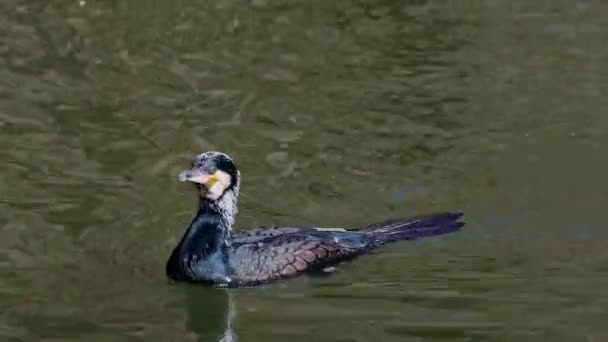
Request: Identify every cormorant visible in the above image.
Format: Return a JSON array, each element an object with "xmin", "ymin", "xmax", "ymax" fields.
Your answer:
[{"xmin": 166, "ymin": 151, "xmax": 464, "ymax": 287}]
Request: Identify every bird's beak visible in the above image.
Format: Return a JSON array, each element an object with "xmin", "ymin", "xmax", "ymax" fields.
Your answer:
[{"xmin": 178, "ymin": 169, "xmax": 219, "ymax": 188}]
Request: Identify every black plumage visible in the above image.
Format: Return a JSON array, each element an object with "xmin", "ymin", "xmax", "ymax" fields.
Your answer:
[{"xmin": 166, "ymin": 152, "xmax": 464, "ymax": 287}]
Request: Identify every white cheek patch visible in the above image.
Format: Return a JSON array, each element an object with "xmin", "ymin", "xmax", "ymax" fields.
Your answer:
[
  {"xmin": 205, "ymin": 170, "xmax": 232, "ymax": 201},
  {"xmin": 205, "ymin": 182, "xmax": 225, "ymax": 200},
  {"xmin": 215, "ymin": 170, "xmax": 232, "ymax": 186}
]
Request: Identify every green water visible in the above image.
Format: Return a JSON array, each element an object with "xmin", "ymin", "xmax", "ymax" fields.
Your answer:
[{"xmin": 2, "ymin": 1, "xmax": 607, "ymax": 341}]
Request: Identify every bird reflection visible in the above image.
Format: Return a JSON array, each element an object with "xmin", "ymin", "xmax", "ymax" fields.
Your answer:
[
  {"xmin": 183, "ymin": 287, "xmax": 238, "ymax": 342},
  {"xmin": 218, "ymin": 291, "xmax": 237, "ymax": 342}
]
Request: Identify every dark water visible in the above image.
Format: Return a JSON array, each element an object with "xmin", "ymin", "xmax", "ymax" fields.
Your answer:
[{"xmin": 2, "ymin": 1, "xmax": 607, "ymax": 341}]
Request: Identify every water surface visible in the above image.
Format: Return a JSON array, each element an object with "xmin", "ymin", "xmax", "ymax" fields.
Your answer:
[{"xmin": 1, "ymin": 1, "xmax": 607, "ymax": 341}]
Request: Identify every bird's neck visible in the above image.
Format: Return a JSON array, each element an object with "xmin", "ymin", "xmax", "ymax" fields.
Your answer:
[
  {"xmin": 166, "ymin": 192, "xmax": 238, "ymax": 281},
  {"xmin": 181, "ymin": 205, "xmax": 230, "ymax": 255},
  {"xmin": 182, "ymin": 189, "xmax": 239, "ymax": 253},
  {"xmin": 200, "ymin": 189, "xmax": 238, "ymax": 233}
]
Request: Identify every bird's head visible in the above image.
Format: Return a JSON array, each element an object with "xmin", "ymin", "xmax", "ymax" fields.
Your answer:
[{"xmin": 178, "ymin": 151, "xmax": 240, "ymax": 203}]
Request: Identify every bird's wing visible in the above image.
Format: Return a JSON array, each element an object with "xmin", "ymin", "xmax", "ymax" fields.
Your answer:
[
  {"xmin": 229, "ymin": 230, "xmax": 371, "ymax": 285},
  {"xmin": 230, "ymin": 227, "xmax": 307, "ymax": 245},
  {"xmin": 231, "ymin": 226, "xmax": 355, "ymax": 245}
]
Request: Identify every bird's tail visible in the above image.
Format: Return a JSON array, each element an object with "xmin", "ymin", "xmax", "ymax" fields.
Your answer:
[{"xmin": 363, "ymin": 211, "xmax": 464, "ymax": 245}]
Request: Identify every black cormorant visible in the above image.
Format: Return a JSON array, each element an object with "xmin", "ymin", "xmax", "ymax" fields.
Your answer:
[{"xmin": 166, "ymin": 151, "xmax": 464, "ymax": 287}]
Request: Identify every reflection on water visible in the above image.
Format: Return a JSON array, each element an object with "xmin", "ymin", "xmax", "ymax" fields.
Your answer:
[
  {"xmin": 219, "ymin": 294, "xmax": 237, "ymax": 342},
  {"xmin": 183, "ymin": 288, "xmax": 237, "ymax": 342},
  {"xmin": 2, "ymin": 0, "xmax": 608, "ymax": 341}
]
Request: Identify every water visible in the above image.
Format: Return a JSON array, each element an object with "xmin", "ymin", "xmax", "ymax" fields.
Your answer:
[{"xmin": 1, "ymin": 1, "xmax": 607, "ymax": 341}]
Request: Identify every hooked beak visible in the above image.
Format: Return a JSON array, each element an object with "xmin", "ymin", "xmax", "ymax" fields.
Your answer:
[{"xmin": 178, "ymin": 169, "xmax": 219, "ymax": 189}]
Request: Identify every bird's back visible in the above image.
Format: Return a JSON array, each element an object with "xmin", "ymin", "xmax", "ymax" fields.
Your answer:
[
  {"xmin": 228, "ymin": 229, "xmax": 372, "ymax": 285},
  {"xmin": 226, "ymin": 212, "xmax": 463, "ymax": 286}
]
